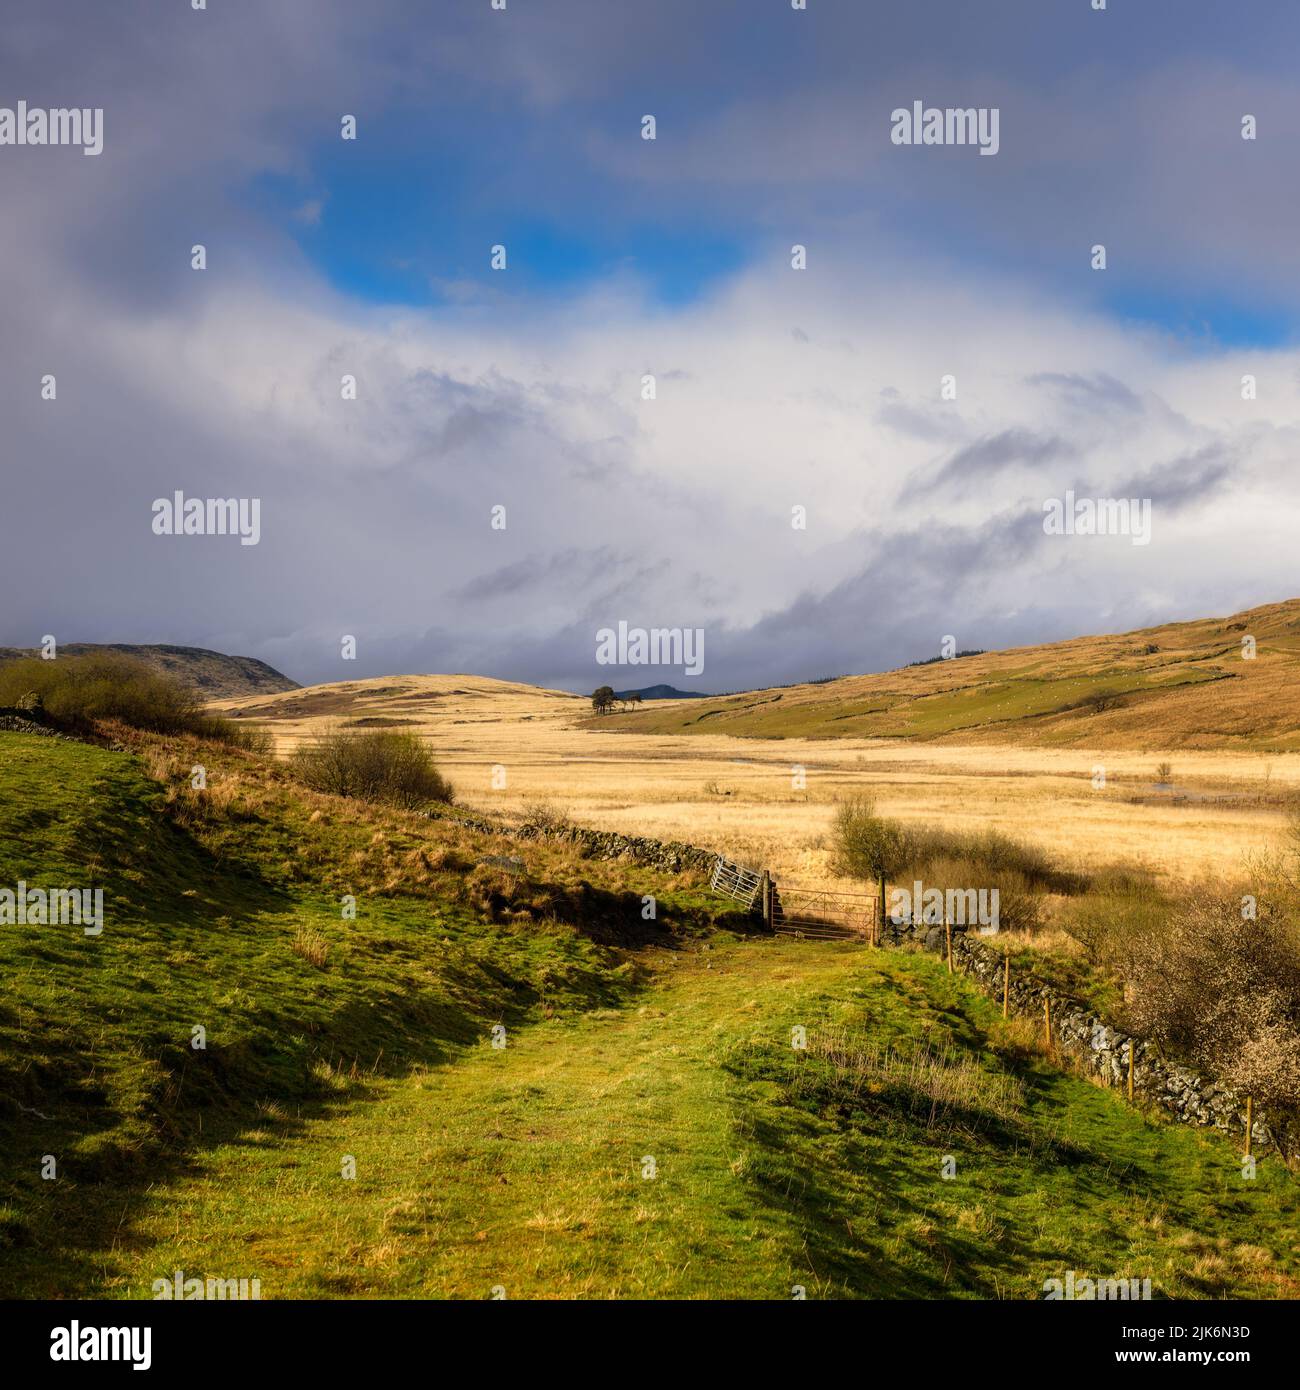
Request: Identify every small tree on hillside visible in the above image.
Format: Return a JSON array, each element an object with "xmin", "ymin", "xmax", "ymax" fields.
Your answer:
[
  {"xmin": 591, "ymin": 685, "xmax": 616, "ymax": 714},
  {"xmin": 1081, "ymin": 687, "xmax": 1124, "ymax": 714},
  {"xmin": 830, "ymin": 795, "xmax": 911, "ymax": 924}
]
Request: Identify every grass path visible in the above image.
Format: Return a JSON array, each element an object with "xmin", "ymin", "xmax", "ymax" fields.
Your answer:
[
  {"xmin": 98, "ymin": 938, "xmax": 856, "ymax": 1299},
  {"xmin": 87, "ymin": 936, "xmax": 1300, "ymax": 1300}
]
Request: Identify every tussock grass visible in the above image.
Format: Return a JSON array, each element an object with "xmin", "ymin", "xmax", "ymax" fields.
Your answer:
[{"xmin": 793, "ymin": 1027, "xmax": 1024, "ymax": 1130}]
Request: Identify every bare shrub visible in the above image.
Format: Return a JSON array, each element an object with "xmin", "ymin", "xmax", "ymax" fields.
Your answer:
[
  {"xmin": 291, "ymin": 728, "xmax": 454, "ymax": 810},
  {"xmin": 832, "ymin": 801, "xmax": 1065, "ymax": 932},
  {"xmin": 1111, "ymin": 891, "xmax": 1300, "ymax": 1128},
  {"xmin": 0, "ymin": 652, "xmax": 254, "ymax": 743},
  {"xmin": 904, "ymin": 824, "xmax": 1077, "ymax": 894},
  {"xmin": 1062, "ymin": 867, "xmax": 1166, "ymax": 956},
  {"xmin": 1077, "ymin": 687, "xmax": 1125, "ymax": 714},
  {"xmin": 519, "ymin": 798, "xmax": 571, "ymax": 834},
  {"xmin": 907, "ymin": 854, "xmax": 1045, "ymax": 933}
]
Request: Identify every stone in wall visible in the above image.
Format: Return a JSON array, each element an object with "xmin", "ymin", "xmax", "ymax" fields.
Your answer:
[{"xmin": 896, "ymin": 918, "xmax": 1276, "ymax": 1156}]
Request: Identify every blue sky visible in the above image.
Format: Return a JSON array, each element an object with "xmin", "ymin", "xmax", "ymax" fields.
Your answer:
[{"xmin": 236, "ymin": 0, "xmax": 1300, "ymax": 345}]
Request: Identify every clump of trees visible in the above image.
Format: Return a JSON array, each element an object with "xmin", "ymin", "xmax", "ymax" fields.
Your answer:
[
  {"xmin": 0, "ymin": 652, "xmax": 256, "ymax": 744},
  {"xmin": 1077, "ymin": 687, "xmax": 1125, "ymax": 714},
  {"xmin": 590, "ymin": 687, "xmax": 644, "ymax": 713},
  {"xmin": 291, "ymin": 728, "xmax": 454, "ymax": 809}
]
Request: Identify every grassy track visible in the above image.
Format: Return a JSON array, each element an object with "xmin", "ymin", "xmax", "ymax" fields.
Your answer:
[
  {"xmin": 65, "ymin": 941, "xmax": 1300, "ymax": 1300},
  {"xmin": 2, "ymin": 733, "xmax": 1298, "ymax": 1299}
]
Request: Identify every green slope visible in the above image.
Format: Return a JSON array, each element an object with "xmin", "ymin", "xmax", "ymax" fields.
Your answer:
[{"xmin": 1, "ymin": 733, "xmax": 1296, "ymax": 1298}]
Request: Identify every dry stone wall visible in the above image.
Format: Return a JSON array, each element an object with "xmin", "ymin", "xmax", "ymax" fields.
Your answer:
[
  {"xmin": 883, "ymin": 916, "xmax": 1274, "ymax": 1155},
  {"xmin": 422, "ymin": 807, "xmax": 717, "ymax": 875}
]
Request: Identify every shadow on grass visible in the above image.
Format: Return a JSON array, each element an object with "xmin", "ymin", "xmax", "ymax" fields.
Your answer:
[
  {"xmin": 0, "ymin": 817, "xmax": 668, "ymax": 1296},
  {"xmin": 719, "ymin": 954, "xmax": 1204, "ymax": 1299}
]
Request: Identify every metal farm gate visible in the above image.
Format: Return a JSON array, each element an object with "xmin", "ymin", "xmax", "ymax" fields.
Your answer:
[
  {"xmin": 709, "ymin": 856, "xmax": 880, "ymax": 941},
  {"xmin": 770, "ymin": 885, "xmax": 880, "ymax": 942},
  {"xmin": 709, "ymin": 855, "xmax": 764, "ymax": 910}
]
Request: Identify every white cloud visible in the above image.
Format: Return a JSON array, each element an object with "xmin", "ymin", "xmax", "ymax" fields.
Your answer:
[{"xmin": 4, "ymin": 225, "xmax": 1298, "ymax": 689}]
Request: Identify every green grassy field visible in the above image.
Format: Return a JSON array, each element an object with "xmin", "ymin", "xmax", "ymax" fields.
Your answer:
[{"xmin": 1, "ymin": 732, "xmax": 1297, "ymax": 1298}]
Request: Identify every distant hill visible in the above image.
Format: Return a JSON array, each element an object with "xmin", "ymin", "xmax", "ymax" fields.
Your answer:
[
  {"xmin": 0, "ymin": 643, "xmax": 299, "ymax": 700},
  {"xmin": 603, "ymin": 599, "xmax": 1300, "ymax": 750},
  {"xmin": 612, "ymin": 684, "xmax": 709, "ymax": 701},
  {"xmin": 208, "ymin": 673, "xmax": 582, "ymax": 753}
]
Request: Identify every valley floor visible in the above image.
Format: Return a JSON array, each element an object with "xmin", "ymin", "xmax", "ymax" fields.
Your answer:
[{"xmin": 215, "ymin": 676, "xmax": 1300, "ymax": 890}]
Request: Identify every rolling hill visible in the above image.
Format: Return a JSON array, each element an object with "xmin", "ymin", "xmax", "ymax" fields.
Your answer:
[
  {"xmin": 0, "ymin": 643, "xmax": 298, "ymax": 699},
  {"xmin": 613, "ymin": 684, "xmax": 708, "ymax": 700},
  {"xmin": 214, "ymin": 672, "xmax": 582, "ymax": 753},
  {"xmin": 605, "ymin": 599, "xmax": 1300, "ymax": 750}
]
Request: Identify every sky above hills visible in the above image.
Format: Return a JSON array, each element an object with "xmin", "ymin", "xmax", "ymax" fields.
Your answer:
[{"xmin": 4, "ymin": 1, "xmax": 1300, "ymax": 691}]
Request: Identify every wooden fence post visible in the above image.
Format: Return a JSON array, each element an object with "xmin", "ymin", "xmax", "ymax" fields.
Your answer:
[
  {"xmin": 1245, "ymin": 1095, "xmax": 1253, "ymax": 1159},
  {"xmin": 760, "ymin": 871, "xmax": 771, "ymax": 929},
  {"xmin": 1002, "ymin": 953, "xmax": 1009, "ymax": 1019},
  {"xmin": 1127, "ymin": 1040, "xmax": 1134, "ymax": 1101},
  {"xmin": 945, "ymin": 921, "xmax": 953, "ymax": 973},
  {"xmin": 1043, "ymin": 996, "xmax": 1052, "ymax": 1053}
]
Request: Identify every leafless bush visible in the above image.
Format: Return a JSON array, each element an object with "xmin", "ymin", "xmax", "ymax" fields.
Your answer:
[
  {"xmin": 831, "ymin": 798, "xmax": 1065, "ymax": 931},
  {"xmin": 291, "ymin": 727, "xmax": 454, "ymax": 810},
  {"xmin": 1111, "ymin": 891, "xmax": 1300, "ymax": 1124},
  {"xmin": 519, "ymin": 798, "xmax": 571, "ymax": 834}
]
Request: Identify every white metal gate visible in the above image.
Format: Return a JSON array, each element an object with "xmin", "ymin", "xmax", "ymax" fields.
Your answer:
[{"xmin": 709, "ymin": 855, "xmax": 763, "ymax": 910}]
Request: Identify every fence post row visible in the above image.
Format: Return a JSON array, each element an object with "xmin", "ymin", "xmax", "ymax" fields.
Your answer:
[{"xmin": 711, "ymin": 856, "xmax": 1273, "ymax": 1162}]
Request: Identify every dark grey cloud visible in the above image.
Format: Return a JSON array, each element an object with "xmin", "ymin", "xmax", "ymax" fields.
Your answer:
[
  {"xmin": 1026, "ymin": 373, "xmax": 1146, "ymax": 415},
  {"xmin": 450, "ymin": 547, "xmax": 620, "ymax": 603},
  {"xmin": 903, "ymin": 429, "xmax": 1077, "ymax": 501},
  {"xmin": 1121, "ymin": 444, "xmax": 1236, "ymax": 512}
]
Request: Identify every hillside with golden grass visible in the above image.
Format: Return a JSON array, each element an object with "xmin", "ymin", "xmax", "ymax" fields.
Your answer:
[
  {"xmin": 216, "ymin": 672, "xmax": 583, "ymax": 749},
  {"xmin": 211, "ymin": 642, "xmax": 1300, "ymax": 893},
  {"xmin": 612, "ymin": 600, "xmax": 1300, "ymax": 750}
]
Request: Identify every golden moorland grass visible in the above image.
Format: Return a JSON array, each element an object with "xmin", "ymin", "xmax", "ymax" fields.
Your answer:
[{"xmin": 212, "ymin": 669, "xmax": 1300, "ymax": 893}]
